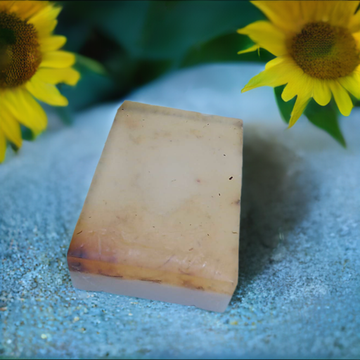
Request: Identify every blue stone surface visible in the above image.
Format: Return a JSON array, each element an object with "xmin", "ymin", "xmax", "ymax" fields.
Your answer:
[{"xmin": 1, "ymin": 64, "xmax": 360, "ymax": 358}]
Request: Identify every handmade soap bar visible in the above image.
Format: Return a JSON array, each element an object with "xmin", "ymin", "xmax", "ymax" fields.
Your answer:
[{"xmin": 67, "ymin": 101, "xmax": 243, "ymax": 312}]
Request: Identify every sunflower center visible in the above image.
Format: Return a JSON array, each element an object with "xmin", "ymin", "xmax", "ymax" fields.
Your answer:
[
  {"xmin": 0, "ymin": 11, "xmax": 41, "ymax": 88},
  {"xmin": 289, "ymin": 22, "xmax": 360, "ymax": 79}
]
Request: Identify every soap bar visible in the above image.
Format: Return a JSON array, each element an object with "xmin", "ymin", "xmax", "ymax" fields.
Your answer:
[{"xmin": 67, "ymin": 101, "xmax": 243, "ymax": 312}]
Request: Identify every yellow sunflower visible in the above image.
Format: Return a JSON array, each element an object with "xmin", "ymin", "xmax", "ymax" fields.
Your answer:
[
  {"xmin": 238, "ymin": 1, "xmax": 360, "ymax": 128},
  {"xmin": 0, "ymin": 1, "xmax": 80, "ymax": 162}
]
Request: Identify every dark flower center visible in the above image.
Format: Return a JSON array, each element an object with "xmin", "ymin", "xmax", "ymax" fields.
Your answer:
[
  {"xmin": 0, "ymin": 11, "xmax": 41, "ymax": 88},
  {"xmin": 289, "ymin": 22, "xmax": 360, "ymax": 79}
]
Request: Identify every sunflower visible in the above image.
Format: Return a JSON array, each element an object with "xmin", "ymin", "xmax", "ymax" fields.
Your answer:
[
  {"xmin": 238, "ymin": 1, "xmax": 360, "ymax": 128},
  {"xmin": 0, "ymin": 1, "xmax": 80, "ymax": 162}
]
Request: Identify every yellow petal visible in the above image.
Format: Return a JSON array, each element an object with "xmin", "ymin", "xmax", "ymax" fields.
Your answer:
[
  {"xmin": 338, "ymin": 72, "xmax": 360, "ymax": 100},
  {"xmin": 288, "ymin": 94, "xmax": 312, "ymax": 128},
  {"xmin": 6, "ymin": 1, "xmax": 49, "ymax": 20},
  {"xmin": 237, "ymin": 21, "xmax": 287, "ymax": 56},
  {"xmin": 242, "ymin": 66, "xmax": 287, "ymax": 92},
  {"xmin": 1, "ymin": 88, "xmax": 47, "ymax": 133},
  {"xmin": 349, "ymin": 6, "xmax": 360, "ymax": 33},
  {"xmin": 26, "ymin": 75, "xmax": 68, "ymax": 106},
  {"xmin": 298, "ymin": 1, "xmax": 321, "ymax": 23},
  {"xmin": 253, "ymin": 1, "xmax": 360, "ymax": 32},
  {"xmin": 242, "ymin": 58, "xmax": 298, "ymax": 92},
  {"xmin": 313, "ymin": 80, "xmax": 332, "ymax": 106},
  {"xmin": 318, "ymin": 1, "xmax": 360, "ymax": 27},
  {"xmin": 353, "ymin": 32, "xmax": 360, "ymax": 51},
  {"xmin": 329, "ymin": 81, "xmax": 353, "ymax": 116},
  {"xmin": 286, "ymin": 73, "xmax": 314, "ymax": 127},
  {"xmin": 265, "ymin": 56, "xmax": 286, "ymax": 70},
  {"xmin": 0, "ymin": 129, "xmax": 6, "ymax": 163},
  {"xmin": 28, "ymin": 4, "xmax": 61, "ymax": 38},
  {"xmin": 0, "ymin": 108, "xmax": 22, "ymax": 148},
  {"xmin": 250, "ymin": 1, "xmax": 302, "ymax": 32},
  {"xmin": 0, "ymin": 1, "xmax": 15, "ymax": 12},
  {"xmin": 237, "ymin": 44, "xmax": 259, "ymax": 55},
  {"xmin": 40, "ymin": 35, "xmax": 67, "ymax": 52},
  {"xmin": 40, "ymin": 51, "xmax": 76, "ymax": 68},
  {"xmin": 35, "ymin": 68, "xmax": 80, "ymax": 86},
  {"xmin": 281, "ymin": 67, "xmax": 311, "ymax": 102},
  {"xmin": 298, "ymin": 2, "xmax": 343, "ymax": 24}
]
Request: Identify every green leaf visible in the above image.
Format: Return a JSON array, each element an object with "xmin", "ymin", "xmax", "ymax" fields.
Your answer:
[
  {"xmin": 59, "ymin": 71, "xmax": 117, "ymax": 112},
  {"xmin": 140, "ymin": 1, "xmax": 265, "ymax": 60},
  {"xmin": 274, "ymin": 85, "xmax": 295, "ymax": 124},
  {"xmin": 73, "ymin": 1, "xmax": 150, "ymax": 58},
  {"xmin": 53, "ymin": 106, "xmax": 74, "ymax": 125},
  {"xmin": 304, "ymin": 99, "xmax": 346, "ymax": 148},
  {"xmin": 181, "ymin": 33, "xmax": 274, "ymax": 68},
  {"xmin": 274, "ymin": 86, "xmax": 346, "ymax": 147},
  {"xmin": 55, "ymin": 1, "xmax": 268, "ymax": 110},
  {"xmin": 75, "ymin": 54, "xmax": 108, "ymax": 76},
  {"xmin": 349, "ymin": 93, "xmax": 360, "ymax": 107},
  {"xmin": 20, "ymin": 125, "xmax": 36, "ymax": 141},
  {"xmin": 79, "ymin": 1, "xmax": 265, "ymax": 60},
  {"xmin": 9, "ymin": 142, "xmax": 19, "ymax": 152}
]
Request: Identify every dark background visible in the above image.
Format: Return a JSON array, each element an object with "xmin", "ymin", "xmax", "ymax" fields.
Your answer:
[{"xmin": 56, "ymin": 1, "xmax": 273, "ymax": 114}]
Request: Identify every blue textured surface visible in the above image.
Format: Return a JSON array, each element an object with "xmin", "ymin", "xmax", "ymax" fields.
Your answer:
[{"xmin": 1, "ymin": 64, "xmax": 360, "ymax": 359}]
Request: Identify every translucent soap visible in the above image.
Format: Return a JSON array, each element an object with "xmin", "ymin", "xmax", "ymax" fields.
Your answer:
[{"xmin": 67, "ymin": 101, "xmax": 243, "ymax": 312}]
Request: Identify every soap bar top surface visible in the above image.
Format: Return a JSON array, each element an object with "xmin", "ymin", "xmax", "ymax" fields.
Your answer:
[{"xmin": 68, "ymin": 101, "xmax": 243, "ymax": 295}]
